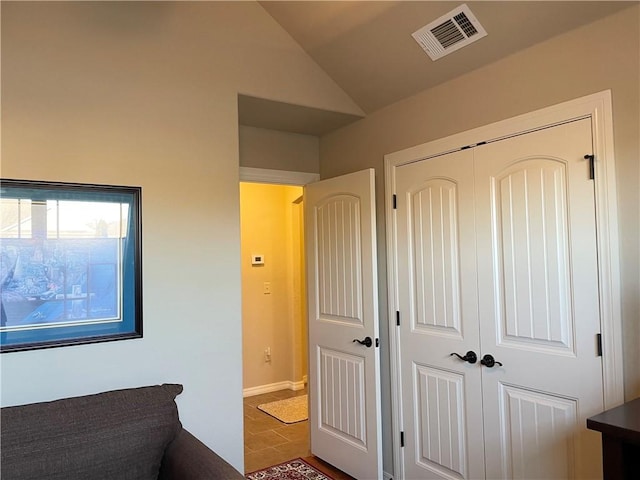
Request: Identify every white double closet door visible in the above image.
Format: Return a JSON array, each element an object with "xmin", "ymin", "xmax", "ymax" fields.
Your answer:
[{"xmin": 395, "ymin": 119, "xmax": 604, "ymax": 479}]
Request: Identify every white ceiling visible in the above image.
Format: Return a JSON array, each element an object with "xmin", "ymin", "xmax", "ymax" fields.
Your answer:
[
  {"xmin": 238, "ymin": 0, "xmax": 638, "ymax": 135},
  {"xmin": 256, "ymin": 1, "xmax": 635, "ymax": 116}
]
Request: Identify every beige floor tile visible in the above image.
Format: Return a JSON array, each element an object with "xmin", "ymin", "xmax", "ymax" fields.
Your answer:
[
  {"xmin": 245, "ymin": 415, "xmax": 284, "ymax": 434},
  {"xmin": 273, "ymin": 441, "xmax": 312, "ymax": 459},
  {"xmin": 269, "ymin": 389, "xmax": 300, "ymax": 400},
  {"xmin": 245, "ymin": 429, "xmax": 290, "ymax": 450},
  {"xmin": 244, "ymin": 387, "xmax": 311, "ymax": 472},
  {"xmin": 244, "ymin": 447, "xmax": 292, "ymax": 473},
  {"xmin": 274, "ymin": 422, "xmax": 309, "ymax": 442},
  {"xmin": 244, "ymin": 404, "xmax": 262, "ymax": 419},
  {"xmin": 244, "ymin": 395, "xmax": 267, "ymax": 407}
]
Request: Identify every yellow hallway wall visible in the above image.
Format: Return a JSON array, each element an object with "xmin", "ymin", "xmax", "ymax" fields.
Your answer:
[{"xmin": 240, "ymin": 183, "xmax": 305, "ymax": 391}]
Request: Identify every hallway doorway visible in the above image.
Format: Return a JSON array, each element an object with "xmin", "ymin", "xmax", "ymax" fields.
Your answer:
[{"xmin": 239, "ymin": 182, "xmax": 308, "ymax": 471}]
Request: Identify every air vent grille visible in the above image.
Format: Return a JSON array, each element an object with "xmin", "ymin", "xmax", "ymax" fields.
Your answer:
[
  {"xmin": 453, "ymin": 12, "xmax": 478, "ymax": 37},
  {"xmin": 412, "ymin": 4, "xmax": 487, "ymax": 61},
  {"xmin": 431, "ymin": 19, "xmax": 465, "ymax": 48}
]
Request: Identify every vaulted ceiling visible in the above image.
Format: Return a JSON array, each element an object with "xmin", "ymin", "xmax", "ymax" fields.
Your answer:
[
  {"xmin": 237, "ymin": 1, "xmax": 637, "ymax": 135},
  {"xmin": 260, "ymin": 1, "xmax": 635, "ymax": 114}
]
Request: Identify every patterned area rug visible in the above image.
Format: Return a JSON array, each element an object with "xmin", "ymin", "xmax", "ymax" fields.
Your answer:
[
  {"xmin": 257, "ymin": 395, "xmax": 308, "ymax": 424},
  {"xmin": 246, "ymin": 458, "xmax": 332, "ymax": 480}
]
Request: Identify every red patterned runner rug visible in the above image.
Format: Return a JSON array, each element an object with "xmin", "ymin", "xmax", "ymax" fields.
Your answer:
[{"xmin": 246, "ymin": 458, "xmax": 334, "ymax": 480}]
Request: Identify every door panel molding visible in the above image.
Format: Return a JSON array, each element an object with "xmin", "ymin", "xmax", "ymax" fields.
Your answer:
[
  {"xmin": 385, "ymin": 90, "xmax": 622, "ymax": 479},
  {"xmin": 413, "ymin": 363, "xmax": 469, "ymax": 478},
  {"xmin": 314, "ymin": 194, "xmax": 364, "ymax": 324},
  {"xmin": 498, "ymin": 383, "xmax": 578, "ymax": 479},
  {"xmin": 492, "ymin": 159, "xmax": 574, "ymax": 353},
  {"xmin": 317, "ymin": 346, "xmax": 367, "ymax": 448},
  {"xmin": 409, "ymin": 179, "xmax": 463, "ymax": 337}
]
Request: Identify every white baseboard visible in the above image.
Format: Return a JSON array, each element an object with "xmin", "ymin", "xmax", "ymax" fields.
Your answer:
[
  {"xmin": 243, "ymin": 380, "xmax": 307, "ymax": 398},
  {"xmin": 290, "ymin": 379, "xmax": 306, "ymax": 391},
  {"xmin": 384, "ymin": 471, "xmax": 393, "ymax": 480}
]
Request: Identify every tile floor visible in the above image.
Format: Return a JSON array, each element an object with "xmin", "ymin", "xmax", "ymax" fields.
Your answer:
[{"xmin": 243, "ymin": 388, "xmax": 353, "ymax": 479}]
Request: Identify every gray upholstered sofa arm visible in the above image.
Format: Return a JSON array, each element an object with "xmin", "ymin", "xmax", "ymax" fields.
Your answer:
[{"xmin": 159, "ymin": 428, "xmax": 244, "ymax": 479}]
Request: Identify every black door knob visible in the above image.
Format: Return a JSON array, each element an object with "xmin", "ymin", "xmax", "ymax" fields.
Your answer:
[
  {"xmin": 480, "ymin": 354, "xmax": 503, "ymax": 368},
  {"xmin": 450, "ymin": 351, "xmax": 478, "ymax": 364},
  {"xmin": 353, "ymin": 336, "xmax": 373, "ymax": 348}
]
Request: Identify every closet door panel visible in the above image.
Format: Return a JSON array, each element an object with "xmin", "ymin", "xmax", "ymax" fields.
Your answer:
[
  {"xmin": 475, "ymin": 119, "xmax": 604, "ymax": 479},
  {"xmin": 395, "ymin": 150, "xmax": 486, "ymax": 479}
]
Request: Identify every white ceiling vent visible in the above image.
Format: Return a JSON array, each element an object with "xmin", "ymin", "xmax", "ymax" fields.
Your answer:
[{"xmin": 412, "ymin": 4, "xmax": 487, "ymax": 61}]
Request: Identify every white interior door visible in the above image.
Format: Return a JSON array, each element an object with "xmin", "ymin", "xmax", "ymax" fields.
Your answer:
[
  {"xmin": 305, "ymin": 168, "xmax": 382, "ymax": 479},
  {"xmin": 475, "ymin": 118, "xmax": 603, "ymax": 479},
  {"xmin": 395, "ymin": 150, "xmax": 486, "ymax": 479},
  {"xmin": 394, "ymin": 119, "xmax": 604, "ymax": 479}
]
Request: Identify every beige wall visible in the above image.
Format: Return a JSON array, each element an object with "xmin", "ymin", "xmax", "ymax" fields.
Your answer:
[
  {"xmin": 0, "ymin": 1, "xmax": 361, "ymax": 471},
  {"xmin": 240, "ymin": 183, "xmax": 305, "ymax": 390},
  {"xmin": 320, "ymin": 6, "xmax": 640, "ymax": 474},
  {"xmin": 239, "ymin": 126, "xmax": 319, "ymax": 173}
]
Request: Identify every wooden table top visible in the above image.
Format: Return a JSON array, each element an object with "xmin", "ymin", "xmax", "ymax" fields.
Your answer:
[{"xmin": 587, "ymin": 397, "xmax": 640, "ymax": 445}]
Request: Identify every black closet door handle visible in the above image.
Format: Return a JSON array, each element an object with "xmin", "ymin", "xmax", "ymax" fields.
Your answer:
[
  {"xmin": 480, "ymin": 354, "xmax": 503, "ymax": 368},
  {"xmin": 450, "ymin": 351, "xmax": 477, "ymax": 364},
  {"xmin": 353, "ymin": 337, "xmax": 373, "ymax": 348}
]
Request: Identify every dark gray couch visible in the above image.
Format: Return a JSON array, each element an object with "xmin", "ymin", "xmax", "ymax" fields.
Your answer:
[{"xmin": 0, "ymin": 384, "xmax": 244, "ymax": 480}]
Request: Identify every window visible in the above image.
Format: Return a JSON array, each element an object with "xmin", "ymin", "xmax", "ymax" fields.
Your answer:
[{"xmin": 0, "ymin": 179, "xmax": 142, "ymax": 352}]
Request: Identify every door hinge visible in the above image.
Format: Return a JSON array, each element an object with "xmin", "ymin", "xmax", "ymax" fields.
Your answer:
[
  {"xmin": 396, "ymin": 311, "xmax": 400, "ymax": 326},
  {"xmin": 596, "ymin": 333, "xmax": 602, "ymax": 356},
  {"xmin": 392, "ymin": 194, "xmax": 397, "ymax": 209},
  {"xmin": 584, "ymin": 154, "xmax": 595, "ymax": 180},
  {"xmin": 400, "ymin": 431, "xmax": 405, "ymax": 448},
  {"xmin": 461, "ymin": 141, "xmax": 487, "ymax": 150}
]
